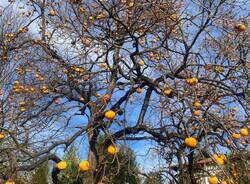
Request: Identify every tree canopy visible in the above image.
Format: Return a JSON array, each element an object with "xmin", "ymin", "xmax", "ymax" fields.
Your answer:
[{"xmin": 0, "ymin": 0, "xmax": 249, "ymax": 184}]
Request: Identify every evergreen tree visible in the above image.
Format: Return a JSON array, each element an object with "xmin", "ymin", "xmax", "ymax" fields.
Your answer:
[
  {"xmin": 56, "ymin": 139, "xmax": 140, "ymax": 184},
  {"xmin": 101, "ymin": 146, "xmax": 140, "ymax": 184},
  {"xmin": 57, "ymin": 146, "xmax": 82, "ymax": 184},
  {"xmin": 30, "ymin": 162, "xmax": 49, "ymax": 184}
]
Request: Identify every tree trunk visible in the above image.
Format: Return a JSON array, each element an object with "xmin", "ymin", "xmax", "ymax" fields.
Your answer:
[
  {"xmin": 177, "ymin": 151, "xmax": 184, "ymax": 184},
  {"xmin": 86, "ymin": 126, "xmax": 99, "ymax": 184},
  {"xmin": 188, "ymin": 152, "xmax": 197, "ymax": 184}
]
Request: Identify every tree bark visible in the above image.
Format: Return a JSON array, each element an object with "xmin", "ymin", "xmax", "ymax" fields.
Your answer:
[
  {"xmin": 188, "ymin": 151, "xmax": 197, "ymax": 184},
  {"xmin": 86, "ymin": 126, "xmax": 99, "ymax": 184}
]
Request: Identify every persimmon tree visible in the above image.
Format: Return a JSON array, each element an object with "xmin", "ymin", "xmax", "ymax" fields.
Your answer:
[{"xmin": 0, "ymin": 0, "xmax": 249, "ymax": 184}]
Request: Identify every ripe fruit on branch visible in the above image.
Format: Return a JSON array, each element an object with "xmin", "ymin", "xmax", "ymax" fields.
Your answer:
[
  {"xmin": 41, "ymin": 86, "xmax": 49, "ymax": 94},
  {"xmin": 240, "ymin": 128, "xmax": 248, "ymax": 136},
  {"xmin": 19, "ymin": 101, "xmax": 26, "ymax": 112},
  {"xmin": 184, "ymin": 137, "xmax": 197, "ymax": 148},
  {"xmin": 138, "ymin": 59, "xmax": 145, "ymax": 66},
  {"xmin": 232, "ymin": 133, "xmax": 241, "ymax": 139},
  {"xmin": 19, "ymin": 101, "xmax": 26, "ymax": 106},
  {"xmin": 88, "ymin": 16, "xmax": 94, "ymax": 22},
  {"xmin": 0, "ymin": 132, "xmax": 5, "ymax": 139},
  {"xmin": 170, "ymin": 13, "xmax": 179, "ymax": 21},
  {"xmin": 214, "ymin": 66, "xmax": 224, "ymax": 73},
  {"xmin": 96, "ymin": 13, "xmax": 106, "ymax": 20},
  {"xmin": 186, "ymin": 77, "xmax": 198, "ymax": 85},
  {"xmin": 213, "ymin": 154, "xmax": 225, "ymax": 165},
  {"xmin": 57, "ymin": 161, "xmax": 67, "ymax": 170},
  {"xmin": 136, "ymin": 88, "xmax": 142, "ymax": 93},
  {"xmin": 193, "ymin": 110, "xmax": 201, "ymax": 116},
  {"xmin": 13, "ymin": 81, "xmax": 20, "ymax": 85},
  {"xmin": 53, "ymin": 98, "xmax": 60, "ymax": 104},
  {"xmin": 79, "ymin": 6, "xmax": 85, "ymax": 13},
  {"xmin": 79, "ymin": 97, "xmax": 85, "ymax": 102},
  {"xmin": 220, "ymin": 154, "xmax": 227, "ymax": 161},
  {"xmin": 163, "ymin": 88, "xmax": 172, "ymax": 97},
  {"xmin": 128, "ymin": 2, "xmax": 134, "ymax": 7},
  {"xmin": 79, "ymin": 160, "xmax": 90, "ymax": 171},
  {"xmin": 241, "ymin": 140, "xmax": 246, "ymax": 145},
  {"xmin": 19, "ymin": 107, "xmax": 26, "ymax": 112},
  {"xmin": 107, "ymin": 145, "xmax": 118, "ymax": 155},
  {"xmin": 48, "ymin": 9, "xmax": 56, "ymax": 16},
  {"xmin": 208, "ymin": 176, "xmax": 218, "ymax": 184},
  {"xmin": 13, "ymin": 80, "xmax": 23, "ymax": 93},
  {"xmin": 103, "ymin": 94, "xmax": 111, "ymax": 103},
  {"xmin": 234, "ymin": 23, "xmax": 247, "ymax": 32},
  {"xmin": 5, "ymin": 180, "xmax": 15, "ymax": 184},
  {"xmin": 200, "ymin": 118, "xmax": 205, "ymax": 123},
  {"xmin": 104, "ymin": 110, "xmax": 116, "ymax": 120},
  {"xmin": 193, "ymin": 101, "xmax": 202, "ymax": 109},
  {"xmin": 19, "ymin": 27, "xmax": 28, "ymax": 33}
]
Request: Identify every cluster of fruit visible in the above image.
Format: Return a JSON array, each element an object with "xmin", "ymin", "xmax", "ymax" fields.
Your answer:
[{"xmin": 56, "ymin": 145, "xmax": 118, "ymax": 171}]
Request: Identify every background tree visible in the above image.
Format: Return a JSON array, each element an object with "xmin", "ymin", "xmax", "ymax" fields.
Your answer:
[
  {"xmin": 56, "ymin": 139, "xmax": 140, "ymax": 184},
  {"xmin": 30, "ymin": 162, "xmax": 49, "ymax": 184},
  {"xmin": 57, "ymin": 146, "xmax": 82, "ymax": 184},
  {"xmin": 98, "ymin": 144, "xmax": 140, "ymax": 184},
  {"xmin": 218, "ymin": 151, "xmax": 250, "ymax": 184},
  {"xmin": 143, "ymin": 171, "xmax": 165, "ymax": 184}
]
